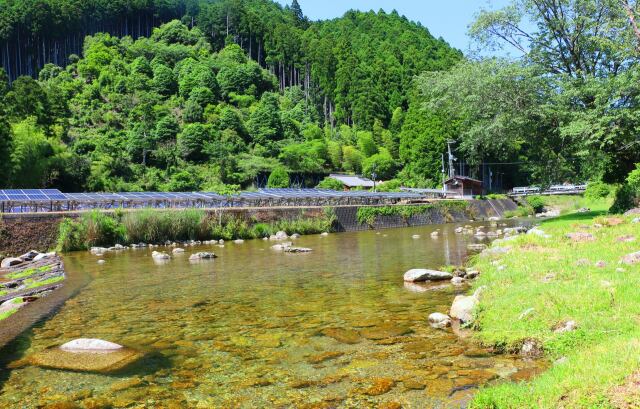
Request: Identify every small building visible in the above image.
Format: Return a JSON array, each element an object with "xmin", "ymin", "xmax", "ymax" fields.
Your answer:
[
  {"xmin": 445, "ymin": 176, "xmax": 484, "ymax": 197},
  {"xmin": 329, "ymin": 174, "xmax": 375, "ymax": 190}
]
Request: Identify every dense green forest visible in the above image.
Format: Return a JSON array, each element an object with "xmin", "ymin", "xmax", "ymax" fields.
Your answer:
[
  {"xmin": 0, "ymin": 0, "xmax": 640, "ymax": 210},
  {"xmin": 0, "ymin": 0, "xmax": 463, "ymax": 192}
]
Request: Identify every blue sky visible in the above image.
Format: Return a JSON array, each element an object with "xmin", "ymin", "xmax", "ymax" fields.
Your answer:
[{"xmin": 276, "ymin": 0, "xmax": 517, "ymax": 55}]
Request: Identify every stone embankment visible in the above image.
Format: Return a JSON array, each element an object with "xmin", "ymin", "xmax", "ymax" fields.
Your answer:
[{"xmin": 0, "ymin": 250, "xmax": 65, "ymax": 321}]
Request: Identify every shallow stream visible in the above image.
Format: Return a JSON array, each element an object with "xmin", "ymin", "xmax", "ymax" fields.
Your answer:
[{"xmin": 0, "ymin": 221, "xmax": 543, "ymax": 408}]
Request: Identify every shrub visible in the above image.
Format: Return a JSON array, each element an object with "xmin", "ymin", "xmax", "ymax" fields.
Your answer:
[
  {"xmin": 83, "ymin": 210, "xmax": 126, "ymax": 246},
  {"xmin": 316, "ymin": 177, "xmax": 344, "ymax": 190},
  {"xmin": 122, "ymin": 209, "xmax": 207, "ymax": 243},
  {"xmin": 251, "ymin": 223, "xmax": 272, "ymax": 238},
  {"xmin": 56, "ymin": 217, "xmax": 87, "ymax": 252},
  {"xmin": 376, "ymin": 179, "xmax": 402, "ymax": 192},
  {"xmin": 609, "ymin": 164, "xmax": 640, "ymax": 214},
  {"xmin": 503, "ymin": 206, "xmax": 533, "ymax": 218},
  {"xmin": 526, "ymin": 196, "xmax": 546, "ymax": 213},
  {"xmin": 356, "ymin": 202, "xmax": 469, "ymax": 227},
  {"xmin": 584, "ymin": 182, "xmax": 612, "ymax": 200},
  {"xmin": 267, "ymin": 167, "xmax": 289, "ymax": 188}
]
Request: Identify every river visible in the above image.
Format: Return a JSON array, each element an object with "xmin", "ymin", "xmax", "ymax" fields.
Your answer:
[{"xmin": 0, "ymin": 220, "xmax": 542, "ymax": 408}]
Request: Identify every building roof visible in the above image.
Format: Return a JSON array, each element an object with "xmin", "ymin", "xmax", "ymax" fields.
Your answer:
[
  {"xmin": 444, "ymin": 176, "xmax": 483, "ymax": 185},
  {"xmin": 329, "ymin": 174, "xmax": 375, "ymax": 188}
]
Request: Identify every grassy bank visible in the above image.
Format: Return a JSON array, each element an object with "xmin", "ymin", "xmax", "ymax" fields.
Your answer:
[
  {"xmin": 505, "ymin": 194, "xmax": 613, "ymax": 218},
  {"xmin": 468, "ymin": 209, "xmax": 640, "ymax": 408},
  {"xmin": 57, "ymin": 209, "xmax": 336, "ymax": 252}
]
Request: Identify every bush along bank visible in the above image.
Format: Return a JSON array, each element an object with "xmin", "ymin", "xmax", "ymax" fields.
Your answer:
[
  {"xmin": 56, "ymin": 209, "xmax": 336, "ymax": 252},
  {"xmin": 459, "ymin": 210, "xmax": 640, "ymax": 408},
  {"xmin": 356, "ymin": 201, "xmax": 471, "ymax": 228}
]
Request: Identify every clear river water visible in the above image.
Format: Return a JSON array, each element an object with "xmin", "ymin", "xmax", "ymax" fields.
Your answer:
[{"xmin": 0, "ymin": 221, "xmax": 543, "ymax": 408}]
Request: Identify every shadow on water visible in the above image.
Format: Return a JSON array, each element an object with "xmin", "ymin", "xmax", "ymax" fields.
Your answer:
[{"xmin": 0, "ymin": 328, "xmax": 35, "ymax": 389}]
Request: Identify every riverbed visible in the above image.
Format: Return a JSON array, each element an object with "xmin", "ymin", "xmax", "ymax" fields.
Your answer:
[{"xmin": 0, "ymin": 221, "xmax": 542, "ymax": 408}]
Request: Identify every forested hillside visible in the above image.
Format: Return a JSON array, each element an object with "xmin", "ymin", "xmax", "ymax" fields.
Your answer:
[
  {"xmin": 3, "ymin": 0, "xmax": 639, "ymax": 202},
  {"xmin": 0, "ymin": 1, "xmax": 462, "ymax": 191}
]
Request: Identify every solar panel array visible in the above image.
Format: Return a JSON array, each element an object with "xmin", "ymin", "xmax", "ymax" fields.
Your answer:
[
  {"xmin": 0, "ymin": 188, "xmax": 429, "ymax": 213},
  {"xmin": 0, "ymin": 189, "xmax": 66, "ymax": 202},
  {"xmin": 0, "ymin": 188, "xmax": 424, "ymax": 202}
]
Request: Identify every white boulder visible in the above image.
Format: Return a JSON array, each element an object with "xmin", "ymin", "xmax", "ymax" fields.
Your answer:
[
  {"xmin": 60, "ymin": 338, "xmax": 123, "ymax": 352},
  {"xmin": 428, "ymin": 313, "xmax": 452, "ymax": 329}
]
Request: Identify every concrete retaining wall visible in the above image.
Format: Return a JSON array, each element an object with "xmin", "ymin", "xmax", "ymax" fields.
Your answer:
[{"xmin": 0, "ymin": 199, "xmax": 519, "ymax": 256}]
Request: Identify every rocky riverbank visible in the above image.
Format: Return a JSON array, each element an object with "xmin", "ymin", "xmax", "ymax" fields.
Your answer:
[{"xmin": 0, "ymin": 251, "xmax": 65, "ymax": 322}]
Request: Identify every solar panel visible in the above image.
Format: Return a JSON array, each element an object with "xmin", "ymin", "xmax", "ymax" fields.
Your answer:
[
  {"xmin": 6, "ymin": 194, "xmax": 28, "ymax": 201},
  {"xmin": 26, "ymin": 194, "xmax": 48, "ymax": 201}
]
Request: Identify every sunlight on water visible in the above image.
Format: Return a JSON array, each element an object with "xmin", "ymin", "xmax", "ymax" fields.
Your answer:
[{"xmin": 0, "ymin": 221, "xmax": 543, "ymax": 408}]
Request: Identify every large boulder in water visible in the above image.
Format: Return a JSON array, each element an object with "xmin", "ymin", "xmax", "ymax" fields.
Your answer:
[
  {"xmin": 403, "ymin": 269, "xmax": 452, "ymax": 283},
  {"xmin": 29, "ymin": 339, "xmax": 143, "ymax": 373}
]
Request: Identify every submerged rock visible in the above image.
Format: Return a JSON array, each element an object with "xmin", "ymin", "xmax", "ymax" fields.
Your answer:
[
  {"xmin": 151, "ymin": 251, "xmax": 170, "ymax": 260},
  {"xmin": 321, "ymin": 328, "xmax": 361, "ymax": 344},
  {"xmin": 233, "ymin": 239, "xmax": 245, "ymax": 244},
  {"xmin": 271, "ymin": 243, "xmax": 293, "ymax": 251},
  {"xmin": 284, "ymin": 247, "xmax": 312, "ymax": 253},
  {"xmin": 403, "ymin": 269, "xmax": 452, "ymax": 283},
  {"xmin": 189, "ymin": 252, "xmax": 216, "ymax": 261},
  {"xmin": 172, "ymin": 248, "xmax": 185, "ymax": 254},
  {"xmin": 428, "ymin": 313, "xmax": 451, "ymax": 329},
  {"xmin": 29, "ymin": 341, "xmax": 143, "ymax": 373}
]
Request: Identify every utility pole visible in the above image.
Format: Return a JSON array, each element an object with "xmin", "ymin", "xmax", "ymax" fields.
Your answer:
[
  {"xmin": 447, "ymin": 140, "xmax": 456, "ymax": 179},
  {"xmin": 441, "ymin": 153, "xmax": 446, "ymax": 191}
]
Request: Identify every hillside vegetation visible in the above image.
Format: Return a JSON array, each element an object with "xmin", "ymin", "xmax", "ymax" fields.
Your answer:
[{"xmin": 0, "ymin": 1, "xmax": 462, "ymax": 192}]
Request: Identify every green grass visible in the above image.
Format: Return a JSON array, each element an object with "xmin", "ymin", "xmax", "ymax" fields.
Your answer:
[
  {"xmin": 0, "ymin": 308, "xmax": 18, "ymax": 321},
  {"xmin": 6, "ymin": 268, "xmax": 37, "ymax": 280},
  {"xmin": 468, "ymin": 209, "xmax": 640, "ymax": 408},
  {"xmin": 24, "ymin": 275, "xmax": 64, "ymax": 289},
  {"xmin": 527, "ymin": 194, "xmax": 613, "ymax": 215}
]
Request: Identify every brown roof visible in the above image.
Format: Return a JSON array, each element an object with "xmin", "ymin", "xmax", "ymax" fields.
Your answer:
[{"xmin": 444, "ymin": 176, "xmax": 483, "ymax": 185}]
